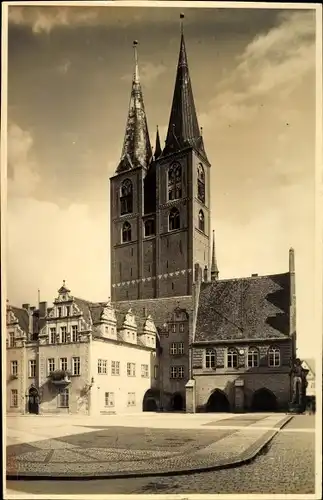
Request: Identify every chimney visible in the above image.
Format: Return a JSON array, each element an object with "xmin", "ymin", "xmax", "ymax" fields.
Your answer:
[
  {"xmin": 289, "ymin": 247, "xmax": 296, "ymax": 357},
  {"xmin": 203, "ymin": 265, "xmax": 208, "ymax": 282},
  {"xmin": 39, "ymin": 301, "xmax": 48, "ymax": 318},
  {"xmin": 289, "ymin": 247, "xmax": 295, "ymax": 274},
  {"xmin": 251, "ymin": 273, "xmax": 258, "ymax": 277}
]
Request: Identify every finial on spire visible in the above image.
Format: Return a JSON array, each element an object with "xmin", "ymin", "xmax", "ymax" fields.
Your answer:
[
  {"xmin": 180, "ymin": 13, "xmax": 185, "ymax": 35},
  {"xmin": 211, "ymin": 230, "xmax": 219, "ymax": 281},
  {"xmin": 133, "ymin": 40, "xmax": 139, "ymax": 83}
]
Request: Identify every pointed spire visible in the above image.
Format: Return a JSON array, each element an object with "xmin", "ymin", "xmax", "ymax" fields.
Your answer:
[
  {"xmin": 163, "ymin": 15, "xmax": 208, "ymax": 161},
  {"xmin": 154, "ymin": 125, "xmax": 162, "ymax": 159},
  {"xmin": 116, "ymin": 41, "xmax": 152, "ymax": 174},
  {"xmin": 211, "ymin": 230, "xmax": 219, "ymax": 281}
]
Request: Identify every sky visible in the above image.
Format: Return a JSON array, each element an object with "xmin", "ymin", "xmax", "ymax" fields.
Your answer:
[{"xmin": 5, "ymin": 3, "xmax": 319, "ymax": 357}]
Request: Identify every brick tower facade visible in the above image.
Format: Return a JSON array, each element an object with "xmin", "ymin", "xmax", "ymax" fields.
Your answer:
[
  {"xmin": 109, "ymin": 24, "xmax": 218, "ymax": 411},
  {"xmin": 110, "ymin": 30, "xmax": 215, "ymax": 303}
]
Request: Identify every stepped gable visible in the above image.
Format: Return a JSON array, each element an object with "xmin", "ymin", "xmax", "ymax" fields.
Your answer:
[{"xmin": 195, "ymin": 273, "xmax": 290, "ymax": 342}]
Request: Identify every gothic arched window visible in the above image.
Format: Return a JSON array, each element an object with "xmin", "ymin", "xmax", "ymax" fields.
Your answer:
[
  {"xmin": 197, "ymin": 164, "xmax": 205, "ymax": 204},
  {"xmin": 198, "ymin": 210, "xmax": 205, "ymax": 232},
  {"xmin": 122, "ymin": 221, "xmax": 132, "ymax": 243},
  {"xmin": 169, "ymin": 207, "xmax": 180, "ymax": 231},
  {"xmin": 247, "ymin": 348, "xmax": 259, "ymax": 367},
  {"xmin": 268, "ymin": 347, "xmax": 280, "ymax": 367},
  {"xmin": 120, "ymin": 179, "xmax": 133, "ymax": 215},
  {"xmin": 168, "ymin": 163, "xmax": 182, "ymax": 201},
  {"xmin": 144, "ymin": 219, "xmax": 155, "ymax": 237},
  {"xmin": 227, "ymin": 348, "xmax": 238, "ymax": 368},
  {"xmin": 205, "ymin": 348, "xmax": 216, "ymax": 369}
]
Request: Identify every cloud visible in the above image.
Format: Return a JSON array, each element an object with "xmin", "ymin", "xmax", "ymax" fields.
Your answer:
[
  {"xmin": 57, "ymin": 59, "xmax": 71, "ymax": 75},
  {"xmin": 206, "ymin": 11, "xmax": 315, "ymax": 126},
  {"xmin": 121, "ymin": 62, "xmax": 167, "ymax": 87},
  {"xmin": 7, "ymin": 198, "xmax": 110, "ymax": 307},
  {"xmin": 8, "ymin": 6, "xmax": 99, "ymax": 34},
  {"xmin": 7, "ymin": 124, "xmax": 41, "ymax": 198}
]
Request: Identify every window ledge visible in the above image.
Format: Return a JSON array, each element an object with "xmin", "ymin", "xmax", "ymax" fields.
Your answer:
[{"xmin": 195, "ymin": 227, "xmax": 207, "ymax": 237}]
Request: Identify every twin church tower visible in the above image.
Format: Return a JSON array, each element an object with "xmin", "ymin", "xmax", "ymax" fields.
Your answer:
[{"xmin": 110, "ymin": 19, "xmax": 219, "ymax": 303}]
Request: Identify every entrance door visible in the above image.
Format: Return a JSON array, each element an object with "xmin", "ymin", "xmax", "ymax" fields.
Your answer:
[
  {"xmin": 251, "ymin": 388, "xmax": 277, "ymax": 412},
  {"xmin": 172, "ymin": 393, "xmax": 184, "ymax": 411},
  {"xmin": 206, "ymin": 389, "xmax": 230, "ymax": 412},
  {"xmin": 28, "ymin": 387, "xmax": 39, "ymax": 414}
]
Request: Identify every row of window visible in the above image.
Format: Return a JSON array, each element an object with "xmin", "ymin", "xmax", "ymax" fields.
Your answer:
[
  {"xmin": 10, "ymin": 359, "xmax": 156, "ymax": 379},
  {"xmin": 47, "ymin": 326, "xmax": 79, "ymax": 344},
  {"xmin": 170, "ymin": 342, "xmax": 185, "ymax": 355},
  {"xmin": 98, "ymin": 360, "xmax": 149, "ymax": 378},
  {"xmin": 119, "ymin": 163, "xmax": 206, "ymax": 217},
  {"xmin": 170, "ymin": 366, "xmax": 185, "ymax": 379},
  {"xmin": 121, "ymin": 208, "xmax": 205, "ymax": 243},
  {"xmin": 204, "ymin": 347, "xmax": 281, "ymax": 369},
  {"xmin": 9, "ymin": 388, "xmax": 137, "ymax": 409}
]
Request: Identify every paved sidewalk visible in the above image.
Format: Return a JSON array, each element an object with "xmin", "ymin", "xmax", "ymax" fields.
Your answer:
[{"xmin": 6, "ymin": 413, "xmax": 292, "ymax": 479}]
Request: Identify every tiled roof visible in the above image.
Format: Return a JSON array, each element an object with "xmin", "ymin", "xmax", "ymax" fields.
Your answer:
[
  {"xmin": 11, "ymin": 306, "xmax": 29, "ymax": 333},
  {"xmin": 73, "ymin": 297, "xmax": 94, "ymax": 326},
  {"xmin": 89, "ymin": 304, "xmax": 104, "ymax": 325},
  {"xmin": 113, "ymin": 296, "xmax": 194, "ymax": 331},
  {"xmin": 195, "ymin": 273, "xmax": 290, "ymax": 342}
]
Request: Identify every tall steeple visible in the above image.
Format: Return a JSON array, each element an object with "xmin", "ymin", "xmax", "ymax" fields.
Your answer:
[
  {"xmin": 163, "ymin": 14, "xmax": 208, "ymax": 161},
  {"xmin": 154, "ymin": 125, "xmax": 162, "ymax": 160},
  {"xmin": 211, "ymin": 230, "xmax": 219, "ymax": 281},
  {"xmin": 116, "ymin": 41, "xmax": 152, "ymax": 174}
]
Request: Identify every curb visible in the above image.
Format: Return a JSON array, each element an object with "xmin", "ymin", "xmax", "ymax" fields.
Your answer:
[{"xmin": 6, "ymin": 415, "xmax": 293, "ymax": 481}]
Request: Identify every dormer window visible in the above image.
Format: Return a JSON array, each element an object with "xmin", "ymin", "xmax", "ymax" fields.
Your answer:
[
  {"xmin": 144, "ymin": 219, "xmax": 155, "ymax": 237},
  {"xmin": 120, "ymin": 179, "xmax": 133, "ymax": 215},
  {"xmin": 197, "ymin": 164, "xmax": 205, "ymax": 204},
  {"xmin": 168, "ymin": 162, "xmax": 182, "ymax": 201},
  {"xmin": 58, "ymin": 307, "xmax": 62, "ymax": 318}
]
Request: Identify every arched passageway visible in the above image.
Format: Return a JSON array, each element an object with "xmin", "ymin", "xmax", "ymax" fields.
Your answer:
[
  {"xmin": 28, "ymin": 387, "xmax": 39, "ymax": 414},
  {"xmin": 206, "ymin": 389, "xmax": 230, "ymax": 412},
  {"xmin": 251, "ymin": 388, "xmax": 277, "ymax": 412},
  {"xmin": 171, "ymin": 393, "xmax": 184, "ymax": 411},
  {"xmin": 143, "ymin": 389, "xmax": 159, "ymax": 412}
]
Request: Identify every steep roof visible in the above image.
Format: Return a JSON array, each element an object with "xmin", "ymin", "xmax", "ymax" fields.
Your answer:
[
  {"xmin": 302, "ymin": 358, "xmax": 315, "ymax": 375},
  {"xmin": 116, "ymin": 41, "xmax": 152, "ymax": 174},
  {"xmin": 162, "ymin": 31, "xmax": 208, "ymax": 163},
  {"xmin": 11, "ymin": 306, "xmax": 29, "ymax": 333},
  {"xmin": 195, "ymin": 273, "xmax": 290, "ymax": 342},
  {"xmin": 73, "ymin": 297, "xmax": 95, "ymax": 326},
  {"xmin": 114, "ymin": 296, "xmax": 193, "ymax": 327}
]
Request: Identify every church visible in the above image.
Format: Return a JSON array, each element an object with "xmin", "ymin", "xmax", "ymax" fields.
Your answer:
[
  {"xmin": 110, "ymin": 20, "xmax": 296, "ymax": 413},
  {"xmin": 6, "ymin": 19, "xmax": 296, "ymax": 415}
]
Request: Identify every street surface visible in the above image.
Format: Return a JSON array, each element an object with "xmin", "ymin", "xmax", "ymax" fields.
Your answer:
[{"xmin": 5, "ymin": 414, "xmax": 317, "ymax": 496}]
